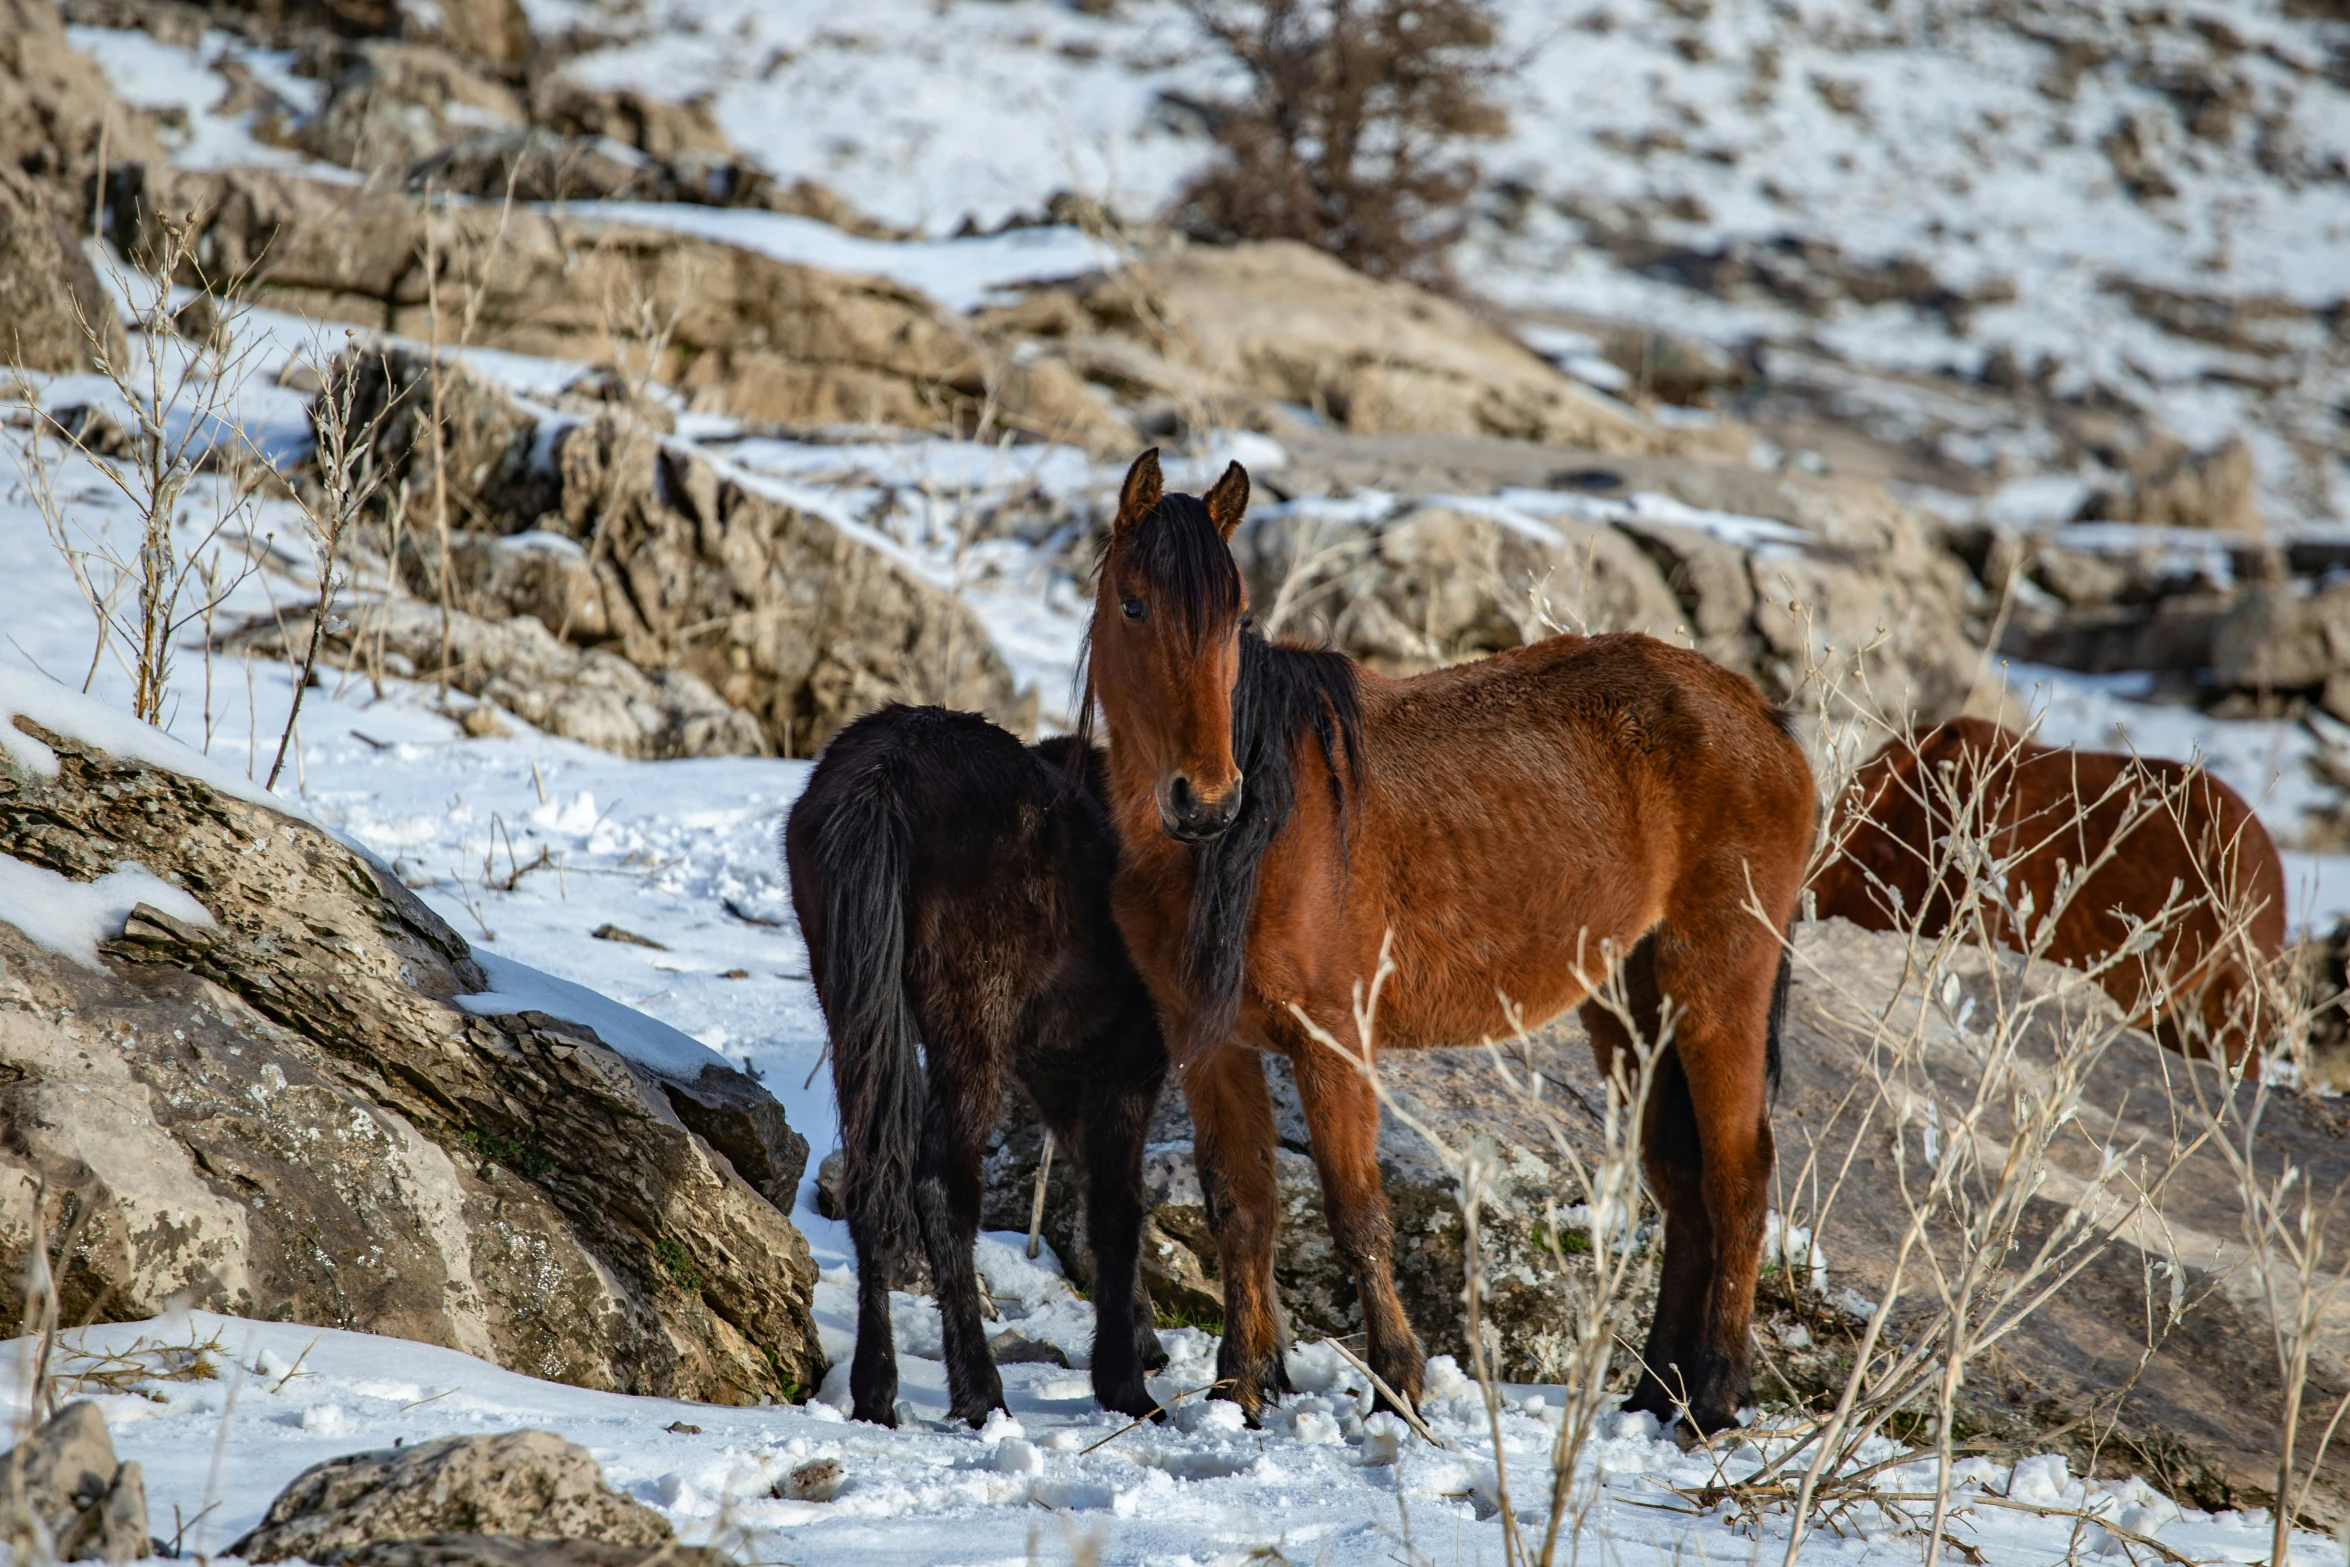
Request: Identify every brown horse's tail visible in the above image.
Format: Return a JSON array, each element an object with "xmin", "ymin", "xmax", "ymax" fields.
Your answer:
[
  {"xmin": 800, "ymin": 760, "xmax": 925, "ymax": 1289},
  {"xmin": 1767, "ymin": 946, "xmax": 1790, "ymax": 1103}
]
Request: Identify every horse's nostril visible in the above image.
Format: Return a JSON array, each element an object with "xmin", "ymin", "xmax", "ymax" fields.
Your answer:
[{"xmin": 1168, "ymin": 776, "xmax": 1197, "ymax": 814}]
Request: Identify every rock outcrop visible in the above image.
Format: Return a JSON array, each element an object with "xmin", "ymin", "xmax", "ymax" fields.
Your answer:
[
  {"xmin": 0, "ymin": 1402, "xmax": 148, "ymax": 1563},
  {"xmin": 231, "ymin": 1431, "xmax": 673, "ymax": 1564},
  {"xmin": 982, "ymin": 241, "xmax": 1660, "ymax": 456},
  {"xmin": 205, "ymin": 0, "xmax": 533, "ymax": 77},
  {"xmin": 297, "ymin": 41, "xmax": 528, "ymax": 175},
  {"xmin": 0, "ymin": 690, "xmax": 825, "ymax": 1403},
  {"xmin": 313, "ymin": 347, "xmax": 1030, "ymax": 755},
  {"xmin": 2213, "ymin": 584, "xmax": 2350, "ymax": 717},
  {"xmin": 110, "ymin": 164, "xmax": 1132, "ymax": 449},
  {"xmin": 0, "ymin": 0, "xmax": 162, "ymax": 187},
  {"xmin": 225, "ymin": 596, "xmax": 772, "ymax": 760},
  {"xmin": 1223, "ymin": 428, "xmax": 1979, "ymax": 714},
  {"xmin": 1232, "ymin": 501, "xmax": 1684, "ymax": 674}
]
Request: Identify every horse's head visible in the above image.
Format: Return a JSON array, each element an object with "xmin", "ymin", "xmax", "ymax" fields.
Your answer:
[{"xmin": 1093, "ymin": 448, "xmax": 1252, "ymax": 843}]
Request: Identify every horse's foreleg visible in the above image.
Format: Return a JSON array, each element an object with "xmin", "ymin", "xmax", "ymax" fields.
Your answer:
[
  {"xmin": 1074, "ymin": 1012, "xmax": 1170, "ymax": 1419},
  {"xmin": 916, "ymin": 1038, "xmax": 1009, "ymax": 1427},
  {"xmin": 1182, "ymin": 1042, "xmax": 1284, "ymax": 1422},
  {"xmin": 1656, "ymin": 931, "xmax": 1781, "ymax": 1437},
  {"xmin": 1286, "ymin": 1024, "xmax": 1424, "ymax": 1411}
]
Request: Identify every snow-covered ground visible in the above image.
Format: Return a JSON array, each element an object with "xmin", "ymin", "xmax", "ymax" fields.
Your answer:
[
  {"xmin": 9, "ymin": 1307, "xmax": 2330, "ymax": 1566},
  {"xmin": 5, "ymin": 294, "xmax": 2349, "ymax": 1555}
]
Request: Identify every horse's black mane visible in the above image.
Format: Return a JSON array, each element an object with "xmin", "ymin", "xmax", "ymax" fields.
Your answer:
[{"xmin": 1181, "ymin": 629, "xmax": 1363, "ymax": 1057}]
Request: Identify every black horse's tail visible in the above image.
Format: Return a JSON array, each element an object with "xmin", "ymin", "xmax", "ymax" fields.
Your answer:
[{"xmin": 809, "ymin": 766, "xmax": 925, "ymax": 1287}]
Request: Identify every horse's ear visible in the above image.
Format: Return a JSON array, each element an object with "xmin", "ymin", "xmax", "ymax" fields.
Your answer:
[
  {"xmin": 1115, "ymin": 448, "xmax": 1163, "ymax": 536},
  {"xmin": 1204, "ymin": 461, "xmax": 1250, "ymax": 540}
]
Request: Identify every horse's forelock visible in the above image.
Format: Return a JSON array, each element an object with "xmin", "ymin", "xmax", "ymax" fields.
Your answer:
[{"xmin": 1122, "ymin": 492, "xmax": 1245, "ymax": 644}]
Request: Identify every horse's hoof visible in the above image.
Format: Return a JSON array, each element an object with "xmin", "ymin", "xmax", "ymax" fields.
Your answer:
[
  {"xmin": 1098, "ymin": 1383, "xmax": 1159, "ymax": 1422},
  {"xmin": 950, "ymin": 1400, "xmax": 1003, "ymax": 1429},
  {"xmin": 1209, "ymin": 1380, "xmax": 1269, "ymax": 1428},
  {"xmin": 1139, "ymin": 1335, "xmax": 1172, "ymax": 1374},
  {"xmin": 852, "ymin": 1401, "xmax": 899, "ymax": 1429}
]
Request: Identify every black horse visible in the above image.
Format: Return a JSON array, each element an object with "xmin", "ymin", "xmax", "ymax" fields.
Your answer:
[{"xmin": 784, "ymin": 705, "xmax": 1170, "ymax": 1427}]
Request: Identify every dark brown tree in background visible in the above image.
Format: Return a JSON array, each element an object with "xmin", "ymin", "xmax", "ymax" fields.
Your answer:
[{"xmin": 1167, "ymin": 0, "xmax": 1508, "ymax": 290}]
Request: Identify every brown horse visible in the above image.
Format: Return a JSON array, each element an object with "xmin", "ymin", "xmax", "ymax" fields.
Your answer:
[
  {"xmin": 1086, "ymin": 451, "xmax": 1817, "ymax": 1434},
  {"xmin": 1811, "ymin": 717, "xmax": 2288, "ymax": 1066}
]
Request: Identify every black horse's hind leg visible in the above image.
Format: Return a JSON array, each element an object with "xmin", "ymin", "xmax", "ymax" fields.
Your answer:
[
  {"xmin": 1627, "ymin": 1048, "xmax": 1715, "ymax": 1426},
  {"xmin": 1581, "ymin": 937, "xmax": 1710, "ymax": 1428},
  {"xmin": 915, "ymin": 1032, "xmax": 1009, "ymax": 1427},
  {"xmin": 1073, "ymin": 1009, "xmax": 1169, "ymax": 1419},
  {"xmin": 850, "ymin": 1253, "xmax": 901, "ymax": 1426}
]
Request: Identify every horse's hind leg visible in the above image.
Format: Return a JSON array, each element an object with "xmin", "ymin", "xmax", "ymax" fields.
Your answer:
[
  {"xmin": 1183, "ymin": 1042, "xmax": 1285, "ymax": 1422},
  {"xmin": 915, "ymin": 1029, "xmax": 1010, "ymax": 1427},
  {"xmin": 849, "ymin": 1253, "xmax": 902, "ymax": 1426},
  {"xmin": 1582, "ymin": 938, "xmax": 1712, "ymax": 1425},
  {"xmin": 1285, "ymin": 1017, "xmax": 1424, "ymax": 1411},
  {"xmin": 1072, "ymin": 1010, "xmax": 1170, "ymax": 1419}
]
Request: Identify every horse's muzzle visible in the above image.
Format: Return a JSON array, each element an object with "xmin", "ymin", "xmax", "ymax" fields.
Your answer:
[{"xmin": 1157, "ymin": 771, "xmax": 1243, "ymax": 843}]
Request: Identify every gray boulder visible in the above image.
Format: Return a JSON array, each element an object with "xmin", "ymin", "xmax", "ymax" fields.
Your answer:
[
  {"xmin": 0, "ymin": 1402, "xmax": 147, "ymax": 1563},
  {"xmin": 0, "ymin": 703, "xmax": 824, "ymax": 1403},
  {"xmin": 231, "ymin": 1431, "xmax": 670, "ymax": 1563},
  {"xmin": 1232, "ymin": 502, "xmax": 1684, "ymax": 674}
]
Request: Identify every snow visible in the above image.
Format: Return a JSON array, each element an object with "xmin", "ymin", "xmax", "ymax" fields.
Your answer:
[
  {"xmin": 0, "ymin": 856, "xmax": 213, "ymax": 970},
  {"xmin": 7, "ymin": 1310, "xmax": 2336, "ymax": 1567},
  {"xmin": 457, "ymin": 947, "xmax": 733, "ymax": 1082},
  {"xmin": 570, "ymin": 206, "xmax": 1120, "ymax": 313},
  {"xmin": 0, "ymin": 660, "xmax": 293, "ymax": 816}
]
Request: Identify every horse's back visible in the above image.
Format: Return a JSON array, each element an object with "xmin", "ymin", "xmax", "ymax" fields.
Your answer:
[{"xmin": 1360, "ymin": 631, "xmax": 1809, "ymax": 847}]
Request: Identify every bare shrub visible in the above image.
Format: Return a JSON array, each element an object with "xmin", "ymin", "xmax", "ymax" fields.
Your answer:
[
  {"xmin": 11, "ymin": 215, "xmax": 273, "ymax": 736},
  {"xmin": 1166, "ymin": 0, "xmax": 1508, "ymax": 289}
]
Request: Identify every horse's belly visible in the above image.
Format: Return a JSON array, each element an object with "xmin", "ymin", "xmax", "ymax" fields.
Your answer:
[{"xmin": 1382, "ymin": 919, "xmax": 1649, "ymax": 1050}]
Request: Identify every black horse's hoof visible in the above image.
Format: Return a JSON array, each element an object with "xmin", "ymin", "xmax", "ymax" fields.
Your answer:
[
  {"xmin": 1097, "ymin": 1381, "xmax": 1160, "ymax": 1422},
  {"xmin": 852, "ymin": 1401, "xmax": 900, "ymax": 1429},
  {"xmin": 1139, "ymin": 1333, "xmax": 1172, "ymax": 1374}
]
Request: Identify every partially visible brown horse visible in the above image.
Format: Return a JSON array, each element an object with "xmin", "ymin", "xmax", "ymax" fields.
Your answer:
[
  {"xmin": 1812, "ymin": 717, "xmax": 2288, "ymax": 1065},
  {"xmin": 1086, "ymin": 451, "xmax": 1817, "ymax": 1435}
]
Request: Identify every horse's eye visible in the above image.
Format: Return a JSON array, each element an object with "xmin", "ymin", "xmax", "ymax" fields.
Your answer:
[{"xmin": 1121, "ymin": 596, "xmax": 1146, "ymax": 621}]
